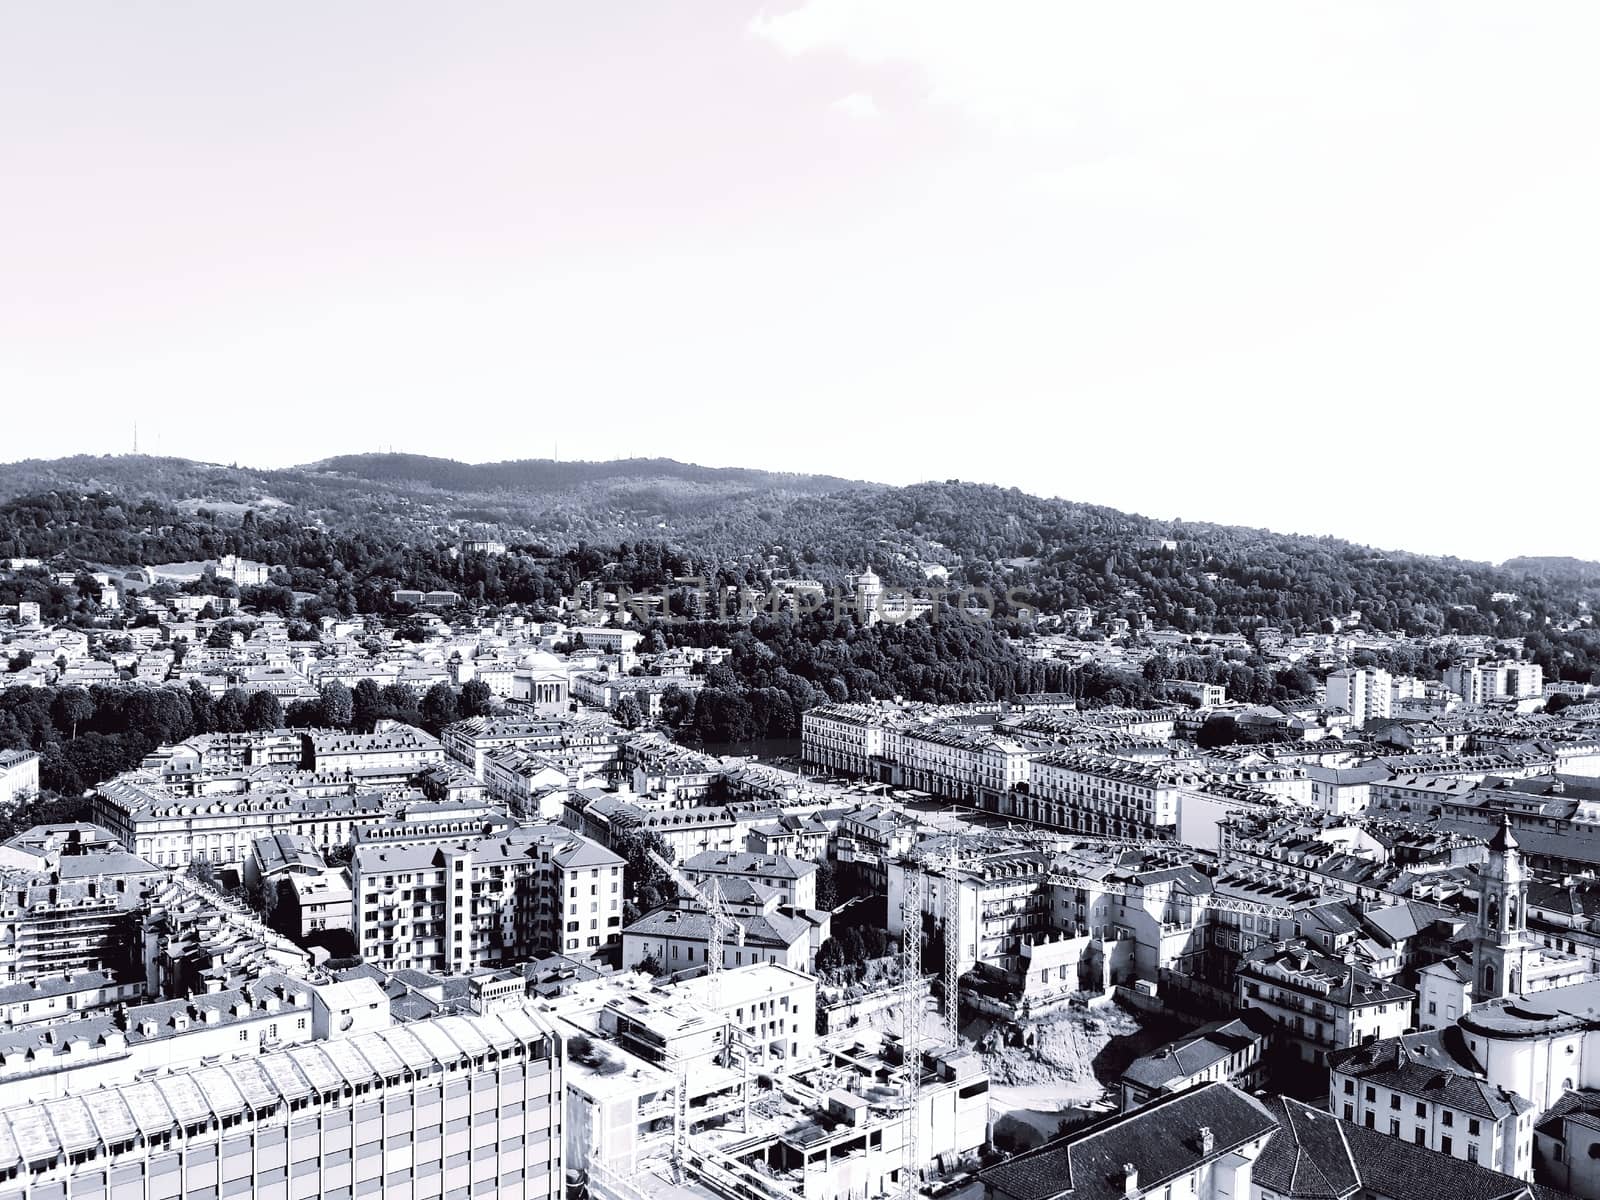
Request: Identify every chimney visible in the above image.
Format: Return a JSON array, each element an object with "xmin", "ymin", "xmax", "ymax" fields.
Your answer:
[
  {"xmin": 1198, "ymin": 1126, "xmax": 1215, "ymax": 1154},
  {"xmin": 1122, "ymin": 1165, "xmax": 1139, "ymax": 1196}
]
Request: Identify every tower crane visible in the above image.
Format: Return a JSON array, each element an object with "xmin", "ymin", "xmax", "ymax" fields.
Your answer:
[
  {"xmin": 646, "ymin": 851, "xmax": 754, "ymax": 1177},
  {"xmin": 898, "ymin": 858, "xmax": 925, "ymax": 1200}
]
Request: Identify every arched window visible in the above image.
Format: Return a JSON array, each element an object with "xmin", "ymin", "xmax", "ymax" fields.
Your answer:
[
  {"xmin": 1509, "ymin": 897, "xmax": 1520, "ymax": 929},
  {"xmin": 1483, "ymin": 963, "xmax": 1497, "ymax": 995},
  {"xmin": 1488, "ymin": 898, "xmax": 1501, "ymax": 930}
]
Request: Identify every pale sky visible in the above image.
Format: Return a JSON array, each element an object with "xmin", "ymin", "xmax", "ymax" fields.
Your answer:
[{"xmin": 3, "ymin": 3, "xmax": 1597, "ymax": 563}]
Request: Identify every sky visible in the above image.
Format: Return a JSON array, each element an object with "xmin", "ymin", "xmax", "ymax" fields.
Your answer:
[{"xmin": 3, "ymin": 2, "xmax": 1597, "ymax": 564}]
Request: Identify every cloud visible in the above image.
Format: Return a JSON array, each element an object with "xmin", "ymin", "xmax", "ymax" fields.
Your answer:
[
  {"xmin": 830, "ymin": 91, "xmax": 881, "ymax": 119},
  {"xmin": 751, "ymin": 1, "xmax": 1593, "ymax": 139}
]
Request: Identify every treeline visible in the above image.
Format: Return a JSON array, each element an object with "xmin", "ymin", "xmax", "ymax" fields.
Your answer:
[
  {"xmin": 6, "ymin": 469, "xmax": 1597, "ymax": 643},
  {"xmin": 642, "ymin": 613, "xmax": 1318, "ymax": 743},
  {"xmin": 0, "ymin": 678, "xmax": 492, "ymax": 796}
]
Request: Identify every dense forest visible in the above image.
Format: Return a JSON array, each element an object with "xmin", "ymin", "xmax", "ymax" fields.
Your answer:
[
  {"xmin": 3, "ymin": 454, "xmax": 1594, "ymax": 642},
  {"xmin": 4, "ymin": 454, "xmax": 1600, "ymax": 762}
]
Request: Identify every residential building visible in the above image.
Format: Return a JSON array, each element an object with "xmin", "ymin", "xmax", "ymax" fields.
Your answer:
[
  {"xmin": 354, "ymin": 824, "xmax": 625, "ymax": 974},
  {"xmin": 306, "ymin": 726, "xmax": 445, "ymax": 775},
  {"xmin": 621, "ymin": 885, "xmax": 815, "ymax": 975},
  {"xmin": 95, "ymin": 773, "xmax": 387, "ymax": 869},
  {"xmin": 981, "ymin": 1081, "xmax": 1278, "ymax": 1200},
  {"xmin": 1019, "ymin": 753, "xmax": 1202, "ymax": 839},
  {"xmin": 681, "ymin": 850, "xmax": 820, "ymax": 911},
  {"xmin": 1327, "ymin": 667, "xmax": 1393, "ymax": 728},
  {"xmin": 1446, "ymin": 660, "xmax": 1546, "ymax": 707},
  {"xmin": 1329, "ymin": 1027, "xmax": 1533, "ymax": 1177},
  {"xmin": 1119, "ymin": 1012, "xmax": 1275, "ymax": 1111},
  {"xmin": 0, "ymin": 751, "xmax": 38, "ymax": 806},
  {"xmin": 1259, "ymin": 1094, "xmax": 1554, "ymax": 1200},
  {"xmin": 1236, "ymin": 942, "xmax": 1414, "ymax": 1071}
]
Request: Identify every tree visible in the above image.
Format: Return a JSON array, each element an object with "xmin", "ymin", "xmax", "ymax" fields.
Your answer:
[
  {"xmin": 1196, "ymin": 713, "xmax": 1239, "ymax": 749},
  {"xmin": 214, "ymin": 688, "xmax": 249, "ymax": 733},
  {"xmin": 319, "ymin": 680, "xmax": 354, "ymax": 728},
  {"xmin": 51, "ymin": 688, "xmax": 94, "ymax": 739},
  {"xmin": 420, "ymin": 683, "xmax": 460, "ymax": 734},
  {"xmin": 613, "ymin": 827, "xmax": 679, "ymax": 911},
  {"xmin": 244, "ymin": 690, "xmax": 283, "ymax": 731},
  {"xmin": 659, "ymin": 685, "xmax": 696, "ymax": 729},
  {"xmin": 815, "ymin": 861, "xmax": 838, "ymax": 911},
  {"xmin": 460, "ymin": 678, "xmax": 494, "ymax": 718},
  {"xmin": 6, "ymin": 650, "xmax": 31, "ymax": 673},
  {"xmin": 1548, "ymin": 692, "xmax": 1579, "ymax": 716},
  {"xmin": 352, "ymin": 679, "xmax": 382, "ymax": 732},
  {"xmin": 613, "ymin": 695, "xmax": 643, "ymax": 731},
  {"xmin": 187, "ymin": 859, "xmax": 218, "ymax": 887}
]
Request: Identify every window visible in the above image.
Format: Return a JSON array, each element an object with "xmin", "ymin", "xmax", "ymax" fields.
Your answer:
[
  {"xmin": 1442, "ymin": 1111, "xmax": 1453, "ymax": 1127},
  {"xmin": 1416, "ymin": 1103, "xmax": 1426, "ymax": 1118},
  {"xmin": 1390, "ymin": 1119, "xmax": 1400, "ymax": 1137},
  {"xmin": 1441, "ymin": 1136, "xmax": 1452, "ymax": 1155},
  {"xmin": 1468, "ymin": 1120, "xmax": 1480, "ymax": 1136},
  {"xmin": 1467, "ymin": 1146, "xmax": 1478, "ymax": 1164},
  {"xmin": 1343, "ymin": 1080, "xmax": 1354, "ymax": 1095}
]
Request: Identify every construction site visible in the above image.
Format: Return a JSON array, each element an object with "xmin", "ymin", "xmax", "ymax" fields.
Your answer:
[{"xmin": 542, "ymin": 809, "xmax": 1289, "ymax": 1200}]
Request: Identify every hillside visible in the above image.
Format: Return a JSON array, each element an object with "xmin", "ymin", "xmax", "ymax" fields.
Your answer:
[{"xmin": 0, "ymin": 452, "xmax": 1595, "ymax": 640}]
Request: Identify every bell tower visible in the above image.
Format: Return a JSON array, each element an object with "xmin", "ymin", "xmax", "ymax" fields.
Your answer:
[{"xmin": 1475, "ymin": 814, "xmax": 1531, "ymax": 1000}]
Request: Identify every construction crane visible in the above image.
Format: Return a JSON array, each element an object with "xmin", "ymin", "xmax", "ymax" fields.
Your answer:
[
  {"xmin": 898, "ymin": 859, "xmax": 925, "ymax": 1200},
  {"xmin": 909, "ymin": 839, "xmax": 976, "ymax": 1050},
  {"xmin": 645, "ymin": 850, "xmax": 754, "ymax": 1176}
]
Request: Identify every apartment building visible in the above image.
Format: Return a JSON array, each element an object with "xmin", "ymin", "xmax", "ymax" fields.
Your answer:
[
  {"xmin": 1306, "ymin": 762, "xmax": 1391, "ymax": 815},
  {"xmin": 1019, "ymin": 752, "xmax": 1200, "ymax": 839},
  {"xmin": 799, "ymin": 704, "xmax": 896, "ymax": 776},
  {"xmin": 354, "ymin": 824, "xmax": 625, "ymax": 974},
  {"xmin": 480, "ymin": 746, "xmax": 571, "ymax": 815},
  {"xmin": 1329, "ymin": 1028, "xmax": 1533, "ymax": 1179},
  {"xmin": 307, "ymin": 727, "xmax": 445, "ymax": 775},
  {"xmin": 0, "ymin": 871, "xmax": 147, "ymax": 985},
  {"xmin": 441, "ymin": 715, "xmax": 621, "ymax": 779},
  {"xmin": 1236, "ymin": 942, "xmax": 1413, "ymax": 1071},
  {"xmin": 681, "ymin": 851, "xmax": 819, "ymax": 910},
  {"xmin": 95, "ymin": 773, "xmax": 387, "ymax": 869},
  {"xmin": 1445, "ymin": 659, "xmax": 1546, "ymax": 707},
  {"xmin": 0, "ymin": 1006, "xmax": 564, "ymax": 1200},
  {"xmin": 1326, "ymin": 667, "xmax": 1393, "ymax": 727},
  {"xmin": 625, "ymin": 738, "xmax": 724, "ymax": 803},
  {"xmin": 0, "ymin": 751, "xmax": 39, "ymax": 806},
  {"xmin": 883, "ymin": 724, "xmax": 1036, "ymax": 805}
]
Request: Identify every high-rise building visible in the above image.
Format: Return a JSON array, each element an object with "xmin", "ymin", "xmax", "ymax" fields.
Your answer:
[
  {"xmin": 0, "ymin": 1006, "xmax": 564, "ymax": 1200},
  {"xmin": 1325, "ymin": 667, "xmax": 1392, "ymax": 727}
]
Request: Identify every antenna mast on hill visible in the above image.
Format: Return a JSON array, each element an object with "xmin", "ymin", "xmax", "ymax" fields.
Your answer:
[{"xmin": 132, "ymin": 423, "xmax": 138, "ymax": 454}]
